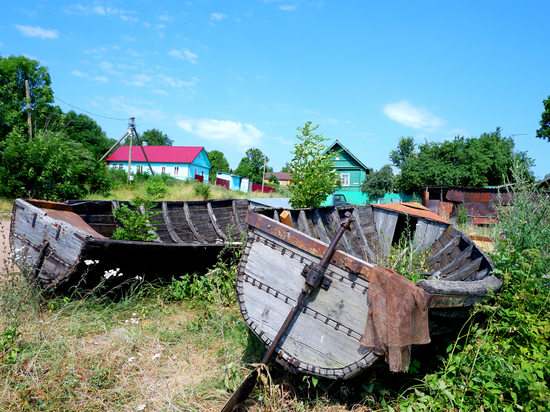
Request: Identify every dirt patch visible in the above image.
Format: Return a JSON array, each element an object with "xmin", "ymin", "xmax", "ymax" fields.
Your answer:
[{"xmin": 0, "ymin": 219, "xmax": 11, "ymax": 275}]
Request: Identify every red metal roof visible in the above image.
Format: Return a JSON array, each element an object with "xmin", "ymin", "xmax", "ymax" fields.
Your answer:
[
  {"xmin": 372, "ymin": 202, "xmax": 450, "ymax": 225},
  {"xmin": 106, "ymin": 146, "xmax": 204, "ymax": 163}
]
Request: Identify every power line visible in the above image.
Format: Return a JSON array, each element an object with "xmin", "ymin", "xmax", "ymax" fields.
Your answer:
[{"xmin": 54, "ymin": 97, "xmax": 128, "ymax": 121}]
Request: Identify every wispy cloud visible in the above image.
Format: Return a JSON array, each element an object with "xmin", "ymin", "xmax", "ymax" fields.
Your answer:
[
  {"xmin": 280, "ymin": 5, "xmax": 297, "ymax": 11},
  {"xmin": 158, "ymin": 74, "xmax": 198, "ymax": 87},
  {"xmin": 177, "ymin": 119, "xmax": 264, "ymax": 147},
  {"xmin": 14, "ymin": 25, "xmax": 59, "ymax": 39},
  {"xmin": 168, "ymin": 49, "xmax": 198, "ymax": 64},
  {"xmin": 383, "ymin": 100, "xmax": 445, "ymax": 131},
  {"xmin": 210, "ymin": 13, "xmax": 228, "ymax": 21},
  {"xmin": 95, "ymin": 76, "xmax": 108, "ymax": 83},
  {"xmin": 64, "ymin": 4, "xmax": 138, "ymax": 21},
  {"xmin": 71, "ymin": 70, "xmax": 87, "ymax": 77}
]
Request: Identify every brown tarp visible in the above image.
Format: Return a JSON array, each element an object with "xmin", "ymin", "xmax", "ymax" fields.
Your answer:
[{"xmin": 360, "ymin": 267, "xmax": 430, "ymax": 372}]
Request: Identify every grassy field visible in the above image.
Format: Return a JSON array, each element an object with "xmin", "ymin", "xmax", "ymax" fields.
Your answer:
[{"xmin": 1, "ymin": 177, "xmax": 549, "ymax": 411}]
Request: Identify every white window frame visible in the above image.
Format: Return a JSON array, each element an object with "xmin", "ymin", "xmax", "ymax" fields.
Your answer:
[
  {"xmin": 161, "ymin": 166, "xmax": 166, "ymax": 174},
  {"xmin": 340, "ymin": 173, "xmax": 350, "ymax": 186},
  {"xmin": 136, "ymin": 165, "xmax": 143, "ymax": 173},
  {"xmin": 174, "ymin": 166, "xmax": 179, "ymax": 176}
]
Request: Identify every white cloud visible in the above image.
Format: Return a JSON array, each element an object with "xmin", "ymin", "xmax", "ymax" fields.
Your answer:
[
  {"xmin": 210, "ymin": 13, "xmax": 227, "ymax": 21},
  {"xmin": 280, "ymin": 5, "xmax": 297, "ymax": 11},
  {"xmin": 71, "ymin": 70, "xmax": 88, "ymax": 77},
  {"xmin": 95, "ymin": 76, "xmax": 108, "ymax": 83},
  {"xmin": 64, "ymin": 4, "xmax": 138, "ymax": 21},
  {"xmin": 168, "ymin": 49, "xmax": 198, "ymax": 64},
  {"xmin": 177, "ymin": 119, "xmax": 264, "ymax": 147},
  {"xmin": 157, "ymin": 74, "xmax": 198, "ymax": 87},
  {"xmin": 383, "ymin": 100, "xmax": 445, "ymax": 131},
  {"xmin": 127, "ymin": 74, "xmax": 153, "ymax": 86},
  {"xmin": 14, "ymin": 25, "xmax": 59, "ymax": 39},
  {"xmin": 152, "ymin": 89, "xmax": 168, "ymax": 95}
]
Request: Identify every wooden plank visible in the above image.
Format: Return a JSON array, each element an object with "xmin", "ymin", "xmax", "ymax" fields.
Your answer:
[
  {"xmin": 183, "ymin": 202, "xmax": 205, "ymax": 243},
  {"xmin": 426, "ymin": 235, "xmax": 460, "ymax": 266},
  {"xmin": 280, "ymin": 210, "xmax": 292, "ymax": 227},
  {"xmin": 331, "ymin": 209, "xmax": 357, "ymax": 257},
  {"xmin": 439, "ymin": 244, "xmax": 474, "ymax": 277},
  {"xmin": 231, "ymin": 200, "xmax": 243, "ymax": 232},
  {"xmin": 207, "ymin": 202, "xmax": 228, "ymax": 240},
  {"xmin": 313, "ymin": 209, "xmax": 331, "ymax": 244},
  {"xmin": 351, "ymin": 208, "xmax": 376, "ymax": 262},
  {"xmin": 374, "ymin": 209, "xmax": 397, "ymax": 256},
  {"xmin": 298, "ymin": 210, "xmax": 312, "ymax": 236},
  {"xmin": 444, "ymin": 257, "xmax": 483, "ymax": 281},
  {"xmin": 161, "ymin": 201, "xmax": 182, "ymax": 243}
]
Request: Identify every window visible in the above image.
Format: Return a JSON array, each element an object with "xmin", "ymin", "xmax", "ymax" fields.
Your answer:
[
  {"xmin": 194, "ymin": 167, "xmax": 198, "ymax": 177},
  {"xmin": 119, "ymin": 164, "xmax": 124, "ymax": 170},
  {"xmin": 174, "ymin": 166, "xmax": 179, "ymax": 176},
  {"xmin": 335, "ymin": 156, "xmax": 340, "ymax": 160},
  {"xmin": 340, "ymin": 173, "xmax": 350, "ymax": 186},
  {"xmin": 161, "ymin": 166, "xmax": 166, "ymax": 174},
  {"xmin": 136, "ymin": 165, "xmax": 143, "ymax": 173}
]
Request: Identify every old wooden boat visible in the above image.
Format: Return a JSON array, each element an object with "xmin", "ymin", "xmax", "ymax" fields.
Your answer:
[
  {"xmin": 9, "ymin": 198, "xmax": 249, "ymax": 289},
  {"xmin": 236, "ymin": 203, "xmax": 502, "ymax": 378}
]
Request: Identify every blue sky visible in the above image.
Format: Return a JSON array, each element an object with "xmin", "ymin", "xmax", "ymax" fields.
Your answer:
[{"xmin": 3, "ymin": 1, "xmax": 550, "ymax": 178}]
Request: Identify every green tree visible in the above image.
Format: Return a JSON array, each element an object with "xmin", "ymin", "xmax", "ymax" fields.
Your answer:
[
  {"xmin": 207, "ymin": 150, "xmax": 230, "ymax": 182},
  {"xmin": 289, "ymin": 122, "xmax": 339, "ymax": 208},
  {"xmin": 361, "ymin": 164, "xmax": 394, "ymax": 201},
  {"xmin": 395, "ymin": 128, "xmax": 533, "ymax": 193},
  {"xmin": 280, "ymin": 162, "xmax": 292, "ymax": 173},
  {"xmin": 235, "ymin": 148, "xmax": 269, "ymax": 184},
  {"xmin": 63, "ymin": 111, "xmax": 116, "ymax": 159},
  {"xmin": 123, "ymin": 128, "xmax": 173, "ymax": 146},
  {"xmin": 389, "ymin": 136, "xmax": 416, "ymax": 169},
  {"xmin": 0, "ymin": 55, "xmax": 54, "ymax": 141},
  {"xmin": 0, "ymin": 130, "xmax": 111, "ymax": 200},
  {"xmin": 536, "ymin": 95, "xmax": 550, "ymax": 142},
  {"xmin": 267, "ymin": 173, "xmax": 279, "ymax": 185}
]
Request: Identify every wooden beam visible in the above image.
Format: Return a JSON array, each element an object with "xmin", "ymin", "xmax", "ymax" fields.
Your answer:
[
  {"xmin": 162, "ymin": 201, "xmax": 182, "ymax": 243},
  {"xmin": 183, "ymin": 202, "xmax": 205, "ymax": 243},
  {"xmin": 207, "ymin": 202, "xmax": 228, "ymax": 240}
]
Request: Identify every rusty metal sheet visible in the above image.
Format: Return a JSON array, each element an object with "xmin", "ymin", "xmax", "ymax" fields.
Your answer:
[
  {"xmin": 473, "ymin": 217, "xmax": 497, "ymax": 225},
  {"xmin": 43, "ymin": 209, "xmax": 106, "ymax": 238},
  {"xmin": 464, "ymin": 202, "xmax": 497, "ymax": 219},
  {"xmin": 438, "ymin": 202, "xmax": 454, "ymax": 221},
  {"xmin": 463, "ymin": 191, "xmax": 490, "ymax": 203},
  {"xmin": 372, "ymin": 202, "xmax": 450, "ymax": 225},
  {"xmin": 425, "ymin": 199, "xmax": 440, "ymax": 214},
  {"xmin": 489, "ymin": 192, "xmax": 511, "ymax": 204},
  {"xmin": 446, "ymin": 189, "xmax": 464, "ymax": 202},
  {"xmin": 27, "ymin": 199, "xmax": 72, "ymax": 211}
]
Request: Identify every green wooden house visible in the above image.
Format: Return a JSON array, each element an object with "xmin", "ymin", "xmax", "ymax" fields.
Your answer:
[{"xmin": 323, "ymin": 140, "xmax": 370, "ymax": 204}]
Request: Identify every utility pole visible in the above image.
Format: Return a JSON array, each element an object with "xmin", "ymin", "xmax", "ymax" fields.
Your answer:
[
  {"xmin": 261, "ymin": 156, "xmax": 267, "ymax": 192},
  {"xmin": 127, "ymin": 118, "xmax": 134, "ymax": 181},
  {"xmin": 26, "ymin": 80, "xmax": 32, "ymax": 140}
]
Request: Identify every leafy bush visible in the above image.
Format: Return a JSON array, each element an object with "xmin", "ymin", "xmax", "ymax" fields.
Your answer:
[
  {"xmin": 192, "ymin": 181, "xmax": 211, "ymax": 200},
  {"xmin": 0, "ymin": 131, "xmax": 111, "ymax": 200},
  {"xmin": 112, "ymin": 197, "xmax": 160, "ymax": 241}
]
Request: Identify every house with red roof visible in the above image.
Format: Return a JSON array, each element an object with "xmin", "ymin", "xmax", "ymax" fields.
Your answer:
[{"xmin": 106, "ymin": 146, "xmax": 211, "ymax": 182}]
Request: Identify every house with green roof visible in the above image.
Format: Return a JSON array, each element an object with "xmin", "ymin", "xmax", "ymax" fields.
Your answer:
[{"xmin": 323, "ymin": 140, "xmax": 370, "ymax": 204}]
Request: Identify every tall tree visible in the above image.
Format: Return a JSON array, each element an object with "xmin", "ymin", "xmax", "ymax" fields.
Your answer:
[
  {"xmin": 123, "ymin": 128, "xmax": 173, "ymax": 146},
  {"xmin": 235, "ymin": 148, "xmax": 269, "ymax": 184},
  {"xmin": 536, "ymin": 95, "xmax": 550, "ymax": 142},
  {"xmin": 389, "ymin": 136, "xmax": 416, "ymax": 169},
  {"xmin": 0, "ymin": 130, "xmax": 111, "ymax": 200},
  {"xmin": 395, "ymin": 128, "xmax": 534, "ymax": 193},
  {"xmin": 289, "ymin": 121, "xmax": 339, "ymax": 208},
  {"xmin": 207, "ymin": 150, "xmax": 230, "ymax": 182},
  {"xmin": 280, "ymin": 162, "xmax": 292, "ymax": 173},
  {"xmin": 63, "ymin": 111, "xmax": 115, "ymax": 159},
  {"xmin": 0, "ymin": 55, "xmax": 54, "ymax": 141},
  {"xmin": 361, "ymin": 164, "xmax": 394, "ymax": 201}
]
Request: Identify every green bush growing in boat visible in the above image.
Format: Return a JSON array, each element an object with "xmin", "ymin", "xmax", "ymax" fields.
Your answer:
[{"xmin": 112, "ymin": 197, "xmax": 160, "ymax": 242}]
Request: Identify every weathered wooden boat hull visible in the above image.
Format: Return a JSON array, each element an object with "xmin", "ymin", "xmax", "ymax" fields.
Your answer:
[
  {"xmin": 237, "ymin": 204, "xmax": 502, "ymax": 379},
  {"xmin": 9, "ymin": 198, "xmax": 248, "ymax": 288}
]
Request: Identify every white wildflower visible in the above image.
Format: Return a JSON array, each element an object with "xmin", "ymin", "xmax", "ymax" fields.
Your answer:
[
  {"xmin": 135, "ymin": 275, "xmax": 143, "ymax": 280},
  {"xmin": 152, "ymin": 353, "xmax": 160, "ymax": 360},
  {"xmin": 132, "ymin": 313, "xmax": 137, "ymax": 316},
  {"xmin": 128, "ymin": 357, "xmax": 136, "ymax": 362},
  {"xmin": 104, "ymin": 268, "xmax": 123, "ymax": 279},
  {"xmin": 84, "ymin": 260, "xmax": 95, "ymax": 266},
  {"xmin": 137, "ymin": 405, "xmax": 146, "ymax": 411},
  {"xmin": 130, "ymin": 318, "xmax": 138, "ymax": 324}
]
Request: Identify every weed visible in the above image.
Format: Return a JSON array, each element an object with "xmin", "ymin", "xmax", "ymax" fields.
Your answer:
[
  {"xmin": 192, "ymin": 180, "xmax": 212, "ymax": 200},
  {"xmin": 112, "ymin": 196, "xmax": 160, "ymax": 241}
]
